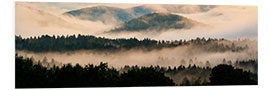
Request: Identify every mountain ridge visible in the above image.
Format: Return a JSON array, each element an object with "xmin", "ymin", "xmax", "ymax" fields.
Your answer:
[
  {"xmin": 109, "ymin": 12, "xmax": 206, "ymax": 32},
  {"xmin": 63, "ymin": 5, "xmax": 134, "ymax": 24},
  {"xmin": 63, "ymin": 5, "xmax": 215, "ymax": 25}
]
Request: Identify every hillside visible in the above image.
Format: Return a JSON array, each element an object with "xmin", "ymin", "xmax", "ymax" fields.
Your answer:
[
  {"xmin": 63, "ymin": 5, "xmax": 215, "ymax": 25},
  {"xmin": 63, "ymin": 6, "xmax": 133, "ymax": 24},
  {"xmin": 110, "ymin": 12, "xmax": 205, "ymax": 32}
]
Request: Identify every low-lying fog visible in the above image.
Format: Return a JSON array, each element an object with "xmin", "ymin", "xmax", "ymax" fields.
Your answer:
[{"xmin": 16, "ymin": 40, "xmax": 257, "ymax": 68}]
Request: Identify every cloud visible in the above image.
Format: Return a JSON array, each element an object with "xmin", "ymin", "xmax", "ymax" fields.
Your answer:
[
  {"xmin": 15, "ymin": 2, "xmax": 257, "ymax": 40},
  {"xmin": 15, "ymin": 2, "xmax": 114, "ymax": 38},
  {"xmin": 178, "ymin": 6, "xmax": 258, "ymax": 39},
  {"xmin": 16, "ymin": 39, "xmax": 258, "ymax": 68},
  {"xmin": 101, "ymin": 5, "xmax": 258, "ymax": 40},
  {"xmin": 16, "ymin": 2, "xmax": 141, "ymax": 14}
]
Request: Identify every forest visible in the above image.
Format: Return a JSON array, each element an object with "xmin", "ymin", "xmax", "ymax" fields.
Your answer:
[
  {"xmin": 15, "ymin": 34, "xmax": 248, "ymax": 52},
  {"xmin": 15, "ymin": 54, "xmax": 257, "ymax": 88}
]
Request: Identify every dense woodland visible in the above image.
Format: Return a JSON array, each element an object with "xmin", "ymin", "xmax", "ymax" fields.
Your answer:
[
  {"xmin": 16, "ymin": 54, "xmax": 257, "ymax": 88},
  {"xmin": 16, "ymin": 34, "xmax": 248, "ymax": 52}
]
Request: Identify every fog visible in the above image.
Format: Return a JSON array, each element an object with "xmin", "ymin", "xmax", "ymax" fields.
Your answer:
[
  {"xmin": 16, "ymin": 39, "xmax": 257, "ymax": 69},
  {"xmin": 15, "ymin": 3, "xmax": 114, "ymax": 38},
  {"xmin": 16, "ymin": 3, "xmax": 257, "ymax": 41},
  {"xmin": 93, "ymin": 5, "xmax": 257, "ymax": 40},
  {"xmin": 101, "ymin": 6, "xmax": 257, "ymax": 40}
]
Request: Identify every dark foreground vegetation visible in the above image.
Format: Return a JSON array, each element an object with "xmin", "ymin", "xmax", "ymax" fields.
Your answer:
[
  {"xmin": 209, "ymin": 64, "xmax": 257, "ymax": 85},
  {"xmin": 15, "ymin": 54, "xmax": 257, "ymax": 88},
  {"xmin": 16, "ymin": 35, "xmax": 248, "ymax": 52},
  {"xmin": 16, "ymin": 54, "xmax": 175, "ymax": 88}
]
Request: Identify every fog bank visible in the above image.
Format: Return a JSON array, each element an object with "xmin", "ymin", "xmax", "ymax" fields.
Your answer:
[{"xmin": 16, "ymin": 39, "xmax": 257, "ymax": 68}]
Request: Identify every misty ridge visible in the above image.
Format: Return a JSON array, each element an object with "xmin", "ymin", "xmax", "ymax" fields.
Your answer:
[
  {"xmin": 63, "ymin": 4, "xmax": 215, "ymax": 25},
  {"xmin": 107, "ymin": 12, "xmax": 208, "ymax": 33}
]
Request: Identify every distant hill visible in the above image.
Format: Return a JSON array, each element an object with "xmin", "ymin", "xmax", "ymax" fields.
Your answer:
[
  {"xmin": 63, "ymin": 5, "xmax": 215, "ymax": 25},
  {"xmin": 63, "ymin": 6, "xmax": 134, "ymax": 24},
  {"xmin": 109, "ymin": 12, "xmax": 205, "ymax": 32},
  {"xmin": 129, "ymin": 5, "xmax": 215, "ymax": 14}
]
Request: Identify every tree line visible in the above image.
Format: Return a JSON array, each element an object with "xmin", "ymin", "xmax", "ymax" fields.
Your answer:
[
  {"xmin": 16, "ymin": 54, "xmax": 257, "ymax": 88},
  {"xmin": 15, "ymin": 34, "xmax": 248, "ymax": 52}
]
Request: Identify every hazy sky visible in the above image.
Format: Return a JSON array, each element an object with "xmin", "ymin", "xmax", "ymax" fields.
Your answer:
[{"xmin": 18, "ymin": 2, "xmax": 141, "ymax": 13}]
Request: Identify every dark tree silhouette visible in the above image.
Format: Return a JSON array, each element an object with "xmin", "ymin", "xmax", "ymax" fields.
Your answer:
[
  {"xmin": 15, "ymin": 35, "xmax": 246, "ymax": 52},
  {"xmin": 209, "ymin": 64, "xmax": 257, "ymax": 85},
  {"xmin": 15, "ymin": 54, "xmax": 176, "ymax": 88},
  {"xmin": 180, "ymin": 77, "xmax": 191, "ymax": 86},
  {"xmin": 120, "ymin": 67, "xmax": 175, "ymax": 86},
  {"xmin": 15, "ymin": 54, "xmax": 257, "ymax": 88}
]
